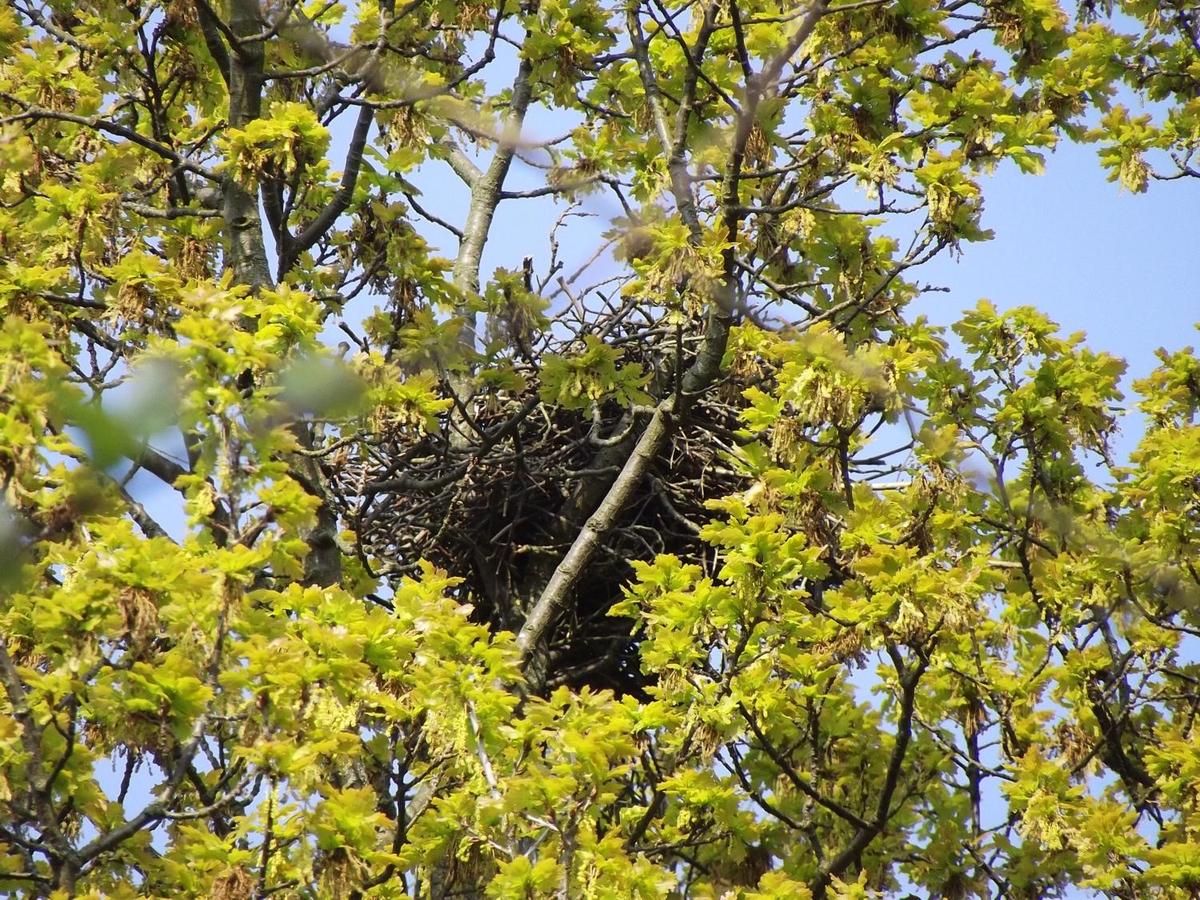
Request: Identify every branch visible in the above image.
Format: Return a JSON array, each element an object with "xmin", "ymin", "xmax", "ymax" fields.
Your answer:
[
  {"xmin": 738, "ymin": 702, "xmax": 872, "ymax": 831},
  {"xmin": 444, "ymin": 36, "xmax": 537, "ymax": 442},
  {"xmin": 451, "ymin": 53, "xmax": 536, "ymax": 297},
  {"xmin": 134, "ymin": 446, "xmax": 189, "ymax": 488},
  {"xmin": 0, "ymin": 644, "xmax": 76, "ymax": 869},
  {"xmin": 810, "ymin": 647, "xmax": 927, "ymax": 897},
  {"xmin": 498, "ymin": 175, "xmax": 603, "ymax": 199},
  {"xmin": 123, "ymin": 202, "xmax": 221, "ymax": 219},
  {"xmin": 405, "ymin": 190, "xmax": 464, "ymax": 239},
  {"xmin": 110, "ymin": 477, "xmax": 173, "ymax": 540},
  {"xmin": 436, "ymin": 137, "xmax": 484, "ymax": 187},
  {"xmin": 0, "ymin": 96, "xmax": 217, "ymax": 181},
  {"xmin": 515, "ymin": 401, "xmax": 673, "ymax": 686},
  {"xmin": 193, "ymin": 0, "xmax": 233, "ymax": 84},
  {"xmin": 280, "ymin": 102, "xmax": 374, "ymax": 275},
  {"xmin": 222, "ymin": 0, "xmax": 274, "ymax": 291}
]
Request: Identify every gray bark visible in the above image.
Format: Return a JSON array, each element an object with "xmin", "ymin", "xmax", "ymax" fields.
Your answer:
[
  {"xmin": 223, "ymin": 0, "xmax": 274, "ymax": 291},
  {"xmin": 220, "ymin": 0, "xmax": 342, "ymax": 586},
  {"xmin": 446, "ymin": 55, "xmax": 536, "ymax": 446}
]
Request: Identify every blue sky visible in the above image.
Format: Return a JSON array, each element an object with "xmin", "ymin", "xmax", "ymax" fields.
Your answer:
[{"xmin": 911, "ymin": 140, "xmax": 1199, "ymax": 461}]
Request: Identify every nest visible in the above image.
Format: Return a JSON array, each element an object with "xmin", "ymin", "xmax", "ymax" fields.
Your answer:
[{"xmin": 329, "ymin": 321, "xmax": 748, "ymax": 697}]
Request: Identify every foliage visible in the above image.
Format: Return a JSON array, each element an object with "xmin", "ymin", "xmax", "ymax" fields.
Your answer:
[{"xmin": 1, "ymin": 0, "xmax": 1200, "ymax": 897}]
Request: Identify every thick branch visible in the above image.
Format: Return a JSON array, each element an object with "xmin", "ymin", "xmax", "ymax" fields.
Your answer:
[
  {"xmin": 222, "ymin": 0, "xmax": 273, "ymax": 291},
  {"xmin": 446, "ymin": 40, "xmax": 537, "ymax": 441},
  {"xmin": 193, "ymin": 0, "xmax": 233, "ymax": 85},
  {"xmin": 281, "ymin": 102, "xmax": 374, "ymax": 275},
  {"xmin": 451, "ymin": 54, "xmax": 536, "ymax": 301}
]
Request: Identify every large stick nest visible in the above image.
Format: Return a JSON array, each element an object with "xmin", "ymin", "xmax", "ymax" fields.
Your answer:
[{"xmin": 329, "ymin": 310, "xmax": 749, "ymax": 697}]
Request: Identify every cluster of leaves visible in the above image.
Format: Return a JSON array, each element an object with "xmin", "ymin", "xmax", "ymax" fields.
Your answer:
[{"xmin": 2, "ymin": 0, "xmax": 1200, "ymax": 897}]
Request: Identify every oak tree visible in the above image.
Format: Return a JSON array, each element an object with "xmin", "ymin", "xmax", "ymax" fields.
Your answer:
[{"xmin": 2, "ymin": 0, "xmax": 1200, "ymax": 896}]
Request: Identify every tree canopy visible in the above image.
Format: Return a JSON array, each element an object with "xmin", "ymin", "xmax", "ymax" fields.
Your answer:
[{"xmin": 2, "ymin": 0, "xmax": 1200, "ymax": 896}]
